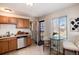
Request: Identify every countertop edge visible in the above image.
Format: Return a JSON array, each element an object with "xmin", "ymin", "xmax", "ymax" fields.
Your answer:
[{"xmin": 0, "ymin": 34, "xmax": 30, "ymax": 40}]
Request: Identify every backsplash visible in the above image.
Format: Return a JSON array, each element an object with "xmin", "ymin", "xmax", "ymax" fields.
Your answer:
[{"xmin": 0, "ymin": 24, "xmax": 30, "ymax": 36}]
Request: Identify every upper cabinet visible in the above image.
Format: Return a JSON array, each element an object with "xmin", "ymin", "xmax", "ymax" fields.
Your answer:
[
  {"xmin": 0, "ymin": 15, "xmax": 30, "ymax": 28},
  {"xmin": 0, "ymin": 16, "xmax": 9, "ymax": 24},
  {"xmin": 0, "ymin": 16, "xmax": 16, "ymax": 24},
  {"xmin": 16, "ymin": 18, "xmax": 30, "ymax": 28},
  {"xmin": 16, "ymin": 18, "xmax": 24, "ymax": 28},
  {"xmin": 23, "ymin": 19, "xmax": 29, "ymax": 28},
  {"xmin": 8, "ymin": 17, "xmax": 17, "ymax": 24}
]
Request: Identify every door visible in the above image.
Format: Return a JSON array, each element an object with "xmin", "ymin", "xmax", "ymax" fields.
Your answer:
[
  {"xmin": 51, "ymin": 16, "xmax": 67, "ymax": 54},
  {"xmin": 1, "ymin": 40, "xmax": 9, "ymax": 53},
  {"xmin": 26, "ymin": 37, "xmax": 32, "ymax": 46},
  {"xmin": 0, "ymin": 16, "xmax": 8, "ymax": 24},
  {"xmin": 59, "ymin": 16, "xmax": 67, "ymax": 53},
  {"xmin": 53, "ymin": 18, "xmax": 59, "ymax": 40},
  {"xmin": 52, "ymin": 18, "xmax": 60, "ymax": 54},
  {"xmin": 0, "ymin": 42, "xmax": 2, "ymax": 54},
  {"xmin": 52, "ymin": 16, "xmax": 67, "ymax": 40},
  {"xmin": 17, "ymin": 19, "xmax": 24, "ymax": 28},
  {"xmin": 9, "ymin": 17, "xmax": 17, "ymax": 24},
  {"xmin": 8, "ymin": 38, "xmax": 17, "ymax": 51},
  {"xmin": 39, "ymin": 20, "xmax": 45, "ymax": 41},
  {"xmin": 23, "ymin": 19, "xmax": 29, "ymax": 28}
]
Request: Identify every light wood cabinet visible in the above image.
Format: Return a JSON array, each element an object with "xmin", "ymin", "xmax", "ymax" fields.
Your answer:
[
  {"xmin": 16, "ymin": 18, "xmax": 24, "ymax": 28},
  {"xmin": 26, "ymin": 37, "xmax": 32, "ymax": 46},
  {"xmin": 0, "ymin": 16, "xmax": 16, "ymax": 24},
  {"xmin": 0, "ymin": 16, "xmax": 8, "ymax": 24},
  {"xmin": 0, "ymin": 38, "xmax": 17, "ymax": 54},
  {"xmin": 23, "ymin": 19, "xmax": 29, "ymax": 28},
  {"xmin": 8, "ymin": 17, "xmax": 17, "ymax": 24},
  {"xmin": 0, "ymin": 43, "xmax": 2, "ymax": 54},
  {"xmin": 0, "ymin": 39, "xmax": 9, "ymax": 54},
  {"xmin": 8, "ymin": 38, "xmax": 17, "ymax": 51},
  {"xmin": 0, "ymin": 16, "xmax": 29, "ymax": 27},
  {"xmin": 17, "ymin": 18, "xmax": 29, "ymax": 28}
]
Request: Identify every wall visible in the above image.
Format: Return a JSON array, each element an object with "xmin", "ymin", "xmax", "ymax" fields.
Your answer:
[
  {"xmin": 42, "ymin": 4, "xmax": 79, "ymax": 40},
  {"xmin": 0, "ymin": 24, "xmax": 30, "ymax": 36}
]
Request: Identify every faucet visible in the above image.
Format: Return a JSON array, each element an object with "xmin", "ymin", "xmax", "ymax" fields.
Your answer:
[{"xmin": 6, "ymin": 32, "xmax": 10, "ymax": 37}]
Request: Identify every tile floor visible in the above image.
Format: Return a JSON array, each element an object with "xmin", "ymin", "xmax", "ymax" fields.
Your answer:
[
  {"xmin": 4, "ymin": 44, "xmax": 75, "ymax": 55},
  {"xmin": 4, "ymin": 44, "xmax": 50, "ymax": 55}
]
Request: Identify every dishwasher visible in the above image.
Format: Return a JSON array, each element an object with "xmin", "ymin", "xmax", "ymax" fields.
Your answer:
[{"xmin": 17, "ymin": 36, "xmax": 26, "ymax": 49}]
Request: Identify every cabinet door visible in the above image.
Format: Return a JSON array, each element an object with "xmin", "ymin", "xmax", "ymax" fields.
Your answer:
[
  {"xmin": 23, "ymin": 19, "xmax": 29, "ymax": 28},
  {"xmin": 8, "ymin": 38, "xmax": 17, "ymax": 51},
  {"xmin": 26, "ymin": 37, "xmax": 32, "ymax": 46},
  {"xmin": 0, "ymin": 40, "xmax": 9, "ymax": 53},
  {"xmin": 0, "ymin": 16, "xmax": 8, "ymax": 24},
  {"xmin": 16, "ymin": 18, "xmax": 24, "ymax": 28},
  {"xmin": 8, "ymin": 17, "xmax": 17, "ymax": 24},
  {"xmin": 0, "ymin": 42, "xmax": 2, "ymax": 54}
]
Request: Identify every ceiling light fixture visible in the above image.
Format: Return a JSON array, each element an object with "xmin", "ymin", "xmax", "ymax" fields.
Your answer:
[
  {"xmin": 0, "ymin": 7, "xmax": 14, "ymax": 13},
  {"xmin": 25, "ymin": 0, "xmax": 33, "ymax": 6}
]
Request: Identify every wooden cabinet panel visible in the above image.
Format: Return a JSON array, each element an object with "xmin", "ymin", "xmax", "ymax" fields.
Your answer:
[
  {"xmin": 8, "ymin": 38, "xmax": 17, "ymax": 51},
  {"xmin": 0, "ymin": 42, "xmax": 2, "ymax": 54},
  {"xmin": 0, "ymin": 40, "xmax": 9, "ymax": 54},
  {"xmin": 17, "ymin": 18, "xmax": 29, "ymax": 28},
  {"xmin": 0, "ymin": 16, "xmax": 16, "ymax": 24},
  {"xmin": 8, "ymin": 17, "xmax": 17, "ymax": 24},
  {"xmin": 26, "ymin": 37, "xmax": 32, "ymax": 46},
  {"xmin": 0, "ymin": 15, "xmax": 29, "ymax": 26},
  {"xmin": 0, "ymin": 38, "xmax": 17, "ymax": 54},
  {"xmin": 23, "ymin": 19, "xmax": 29, "ymax": 28},
  {"xmin": 16, "ymin": 18, "xmax": 24, "ymax": 28},
  {"xmin": 0, "ymin": 16, "xmax": 8, "ymax": 24}
]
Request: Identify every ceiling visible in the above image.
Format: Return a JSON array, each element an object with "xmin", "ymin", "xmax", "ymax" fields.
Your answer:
[{"xmin": 0, "ymin": 3, "xmax": 77, "ymax": 17}]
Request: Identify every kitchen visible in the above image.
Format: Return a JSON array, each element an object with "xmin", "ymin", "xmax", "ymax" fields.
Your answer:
[
  {"xmin": 0, "ymin": 3, "xmax": 79, "ymax": 55},
  {"xmin": 0, "ymin": 15, "xmax": 32, "ymax": 54}
]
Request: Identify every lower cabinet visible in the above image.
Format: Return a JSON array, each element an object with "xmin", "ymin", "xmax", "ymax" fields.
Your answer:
[
  {"xmin": 0, "ymin": 39, "xmax": 9, "ymax": 54},
  {"xmin": 0, "ymin": 37, "xmax": 32, "ymax": 54},
  {"xmin": 26, "ymin": 37, "xmax": 32, "ymax": 46},
  {"xmin": 0, "ymin": 43, "xmax": 1, "ymax": 53},
  {"xmin": 0, "ymin": 38, "xmax": 17, "ymax": 54},
  {"xmin": 8, "ymin": 38, "xmax": 17, "ymax": 51}
]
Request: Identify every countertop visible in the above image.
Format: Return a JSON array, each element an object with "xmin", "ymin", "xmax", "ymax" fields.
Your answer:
[{"xmin": 0, "ymin": 34, "xmax": 30, "ymax": 40}]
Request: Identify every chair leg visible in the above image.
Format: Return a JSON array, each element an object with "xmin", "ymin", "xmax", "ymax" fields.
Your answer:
[
  {"xmin": 43, "ymin": 45, "xmax": 45, "ymax": 51},
  {"xmin": 50, "ymin": 47, "xmax": 51, "ymax": 55},
  {"xmin": 76, "ymin": 51, "xmax": 79, "ymax": 55},
  {"xmin": 74, "ymin": 51, "xmax": 77, "ymax": 55},
  {"xmin": 63, "ymin": 48, "xmax": 65, "ymax": 55},
  {"xmin": 78, "ymin": 52, "xmax": 79, "ymax": 55}
]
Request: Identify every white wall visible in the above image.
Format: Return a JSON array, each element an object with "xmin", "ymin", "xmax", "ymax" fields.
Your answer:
[{"xmin": 42, "ymin": 4, "xmax": 79, "ymax": 40}]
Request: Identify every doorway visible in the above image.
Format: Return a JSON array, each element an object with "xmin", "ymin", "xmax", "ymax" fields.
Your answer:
[{"xmin": 38, "ymin": 20, "xmax": 45, "ymax": 45}]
